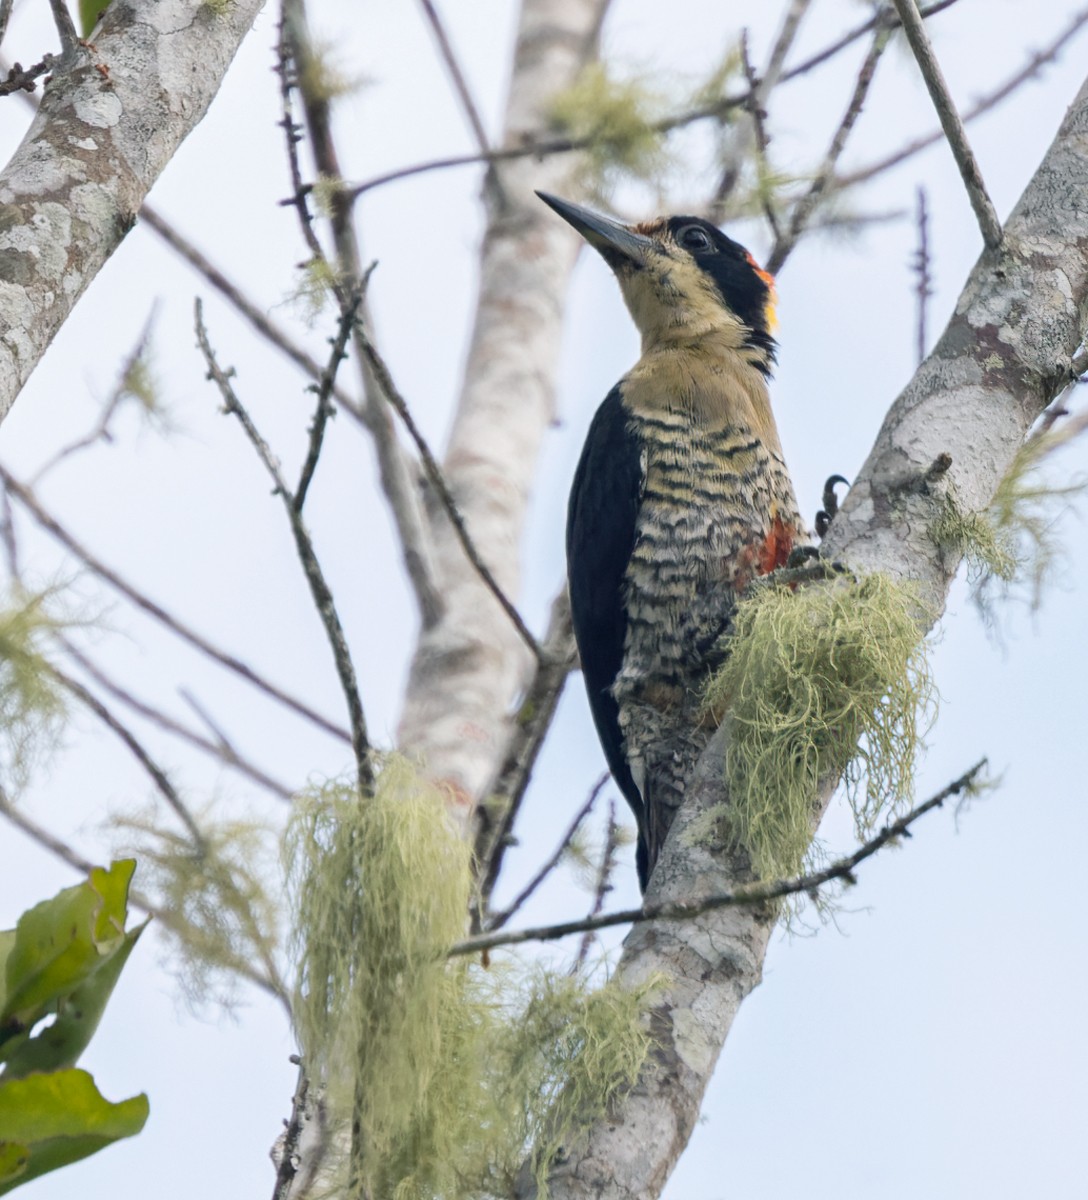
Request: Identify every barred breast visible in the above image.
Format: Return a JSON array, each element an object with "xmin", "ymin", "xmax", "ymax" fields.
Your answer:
[{"xmin": 613, "ymin": 404, "xmax": 803, "ymax": 874}]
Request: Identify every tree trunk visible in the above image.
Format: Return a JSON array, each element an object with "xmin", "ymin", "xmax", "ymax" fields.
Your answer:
[{"xmin": 396, "ymin": 0, "xmax": 611, "ymax": 827}]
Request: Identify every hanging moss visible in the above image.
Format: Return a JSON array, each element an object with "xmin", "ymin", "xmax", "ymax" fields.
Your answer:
[
  {"xmin": 285, "ymin": 758, "xmax": 657, "ymax": 1199},
  {"xmin": 113, "ymin": 808, "xmax": 282, "ymax": 1009},
  {"xmin": 931, "ymin": 495, "xmax": 1017, "ymax": 587},
  {"xmin": 0, "ymin": 589, "xmax": 70, "ymax": 791},
  {"xmin": 287, "ymin": 257, "xmax": 340, "ymax": 324},
  {"xmin": 932, "ymin": 436, "xmax": 1086, "ymax": 617},
  {"xmin": 703, "ymin": 575, "xmax": 935, "ymax": 881},
  {"xmin": 548, "ymin": 64, "xmax": 670, "ymax": 197}
]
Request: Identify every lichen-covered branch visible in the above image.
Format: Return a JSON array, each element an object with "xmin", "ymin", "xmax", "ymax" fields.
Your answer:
[{"xmin": 0, "ymin": 0, "xmax": 264, "ymax": 421}]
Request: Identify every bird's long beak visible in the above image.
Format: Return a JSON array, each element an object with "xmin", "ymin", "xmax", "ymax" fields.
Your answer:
[{"xmin": 536, "ymin": 192, "xmax": 654, "ymax": 268}]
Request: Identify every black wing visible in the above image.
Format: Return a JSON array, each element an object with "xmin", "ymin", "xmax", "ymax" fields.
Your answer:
[{"xmin": 566, "ymin": 386, "xmax": 647, "ymax": 877}]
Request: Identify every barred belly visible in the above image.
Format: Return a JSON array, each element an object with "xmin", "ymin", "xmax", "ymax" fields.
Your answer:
[{"xmin": 613, "ymin": 415, "xmax": 801, "ymax": 874}]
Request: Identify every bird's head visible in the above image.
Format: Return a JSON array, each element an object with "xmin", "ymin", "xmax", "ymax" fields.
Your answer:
[{"xmin": 537, "ymin": 192, "xmax": 777, "ymax": 371}]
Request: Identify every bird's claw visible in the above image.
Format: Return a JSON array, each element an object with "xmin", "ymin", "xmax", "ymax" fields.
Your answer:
[
  {"xmin": 815, "ymin": 474, "xmax": 849, "ymax": 538},
  {"xmin": 786, "ymin": 544, "xmax": 820, "ymax": 569}
]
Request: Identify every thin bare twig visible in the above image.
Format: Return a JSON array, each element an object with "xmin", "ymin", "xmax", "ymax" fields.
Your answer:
[
  {"xmin": 486, "ymin": 773, "xmax": 607, "ymax": 935},
  {"xmin": 275, "ymin": 18, "xmax": 328, "ymax": 270},
  {"xmin": 295, "ymin": 278, "xmax": 366, "ymax": 511},
  {"xmin": 417, "ymin": 0, "xmax": 490, "ymax": 156},
  {"xmin": 46, "ymin": 0, "xmax": 79, "ymax": 56},
  {"xmin": 57, "ymin": 636, "xmax": 294, "ymax": 801},
  {"xmin": 0, "ymin": 56, "xmax": 56, "ymax": 97},
  {"xmin": 782, "ymin": 0, "xmax": 960, "ymax": 82},
  {"xmin": 473, "ymin": 588, "xmax": 576, "ymax": 915},
  {"xmin": 0, "ymin": 487, "xmax": 17, "ymax": 576},
  {"xmin": 47, "ymin": 663, "xmax": 206, "ymax": 848},
  {"xmin": 739, "ymin": 32, "xmax": 781, "ymax": 241},
  {"xmin": 1030, "ymin": 393, "xmax": 1088, "ymax": 452},
  {"xmin": 0, "ymin": 466, "xmax": 352, "ymax": 745},
  {"xmin": 766, "ymin": 26, "xmax": 890, "ymax": 275},
  {"xmin": 279, "ymin": 0, "xmax": 444, "ymax": 628},
  {"xmin": 837, "ymin": 5, "xmax": 1088, "ymax": 191},
  {"xmin": 913, "ymin": 186, "xmax": 933, "ymax": 365},
  {"xmin": 358, "ymin": 328, "xmax": 544, "ymax": 662},
  {"xmin": 890, "ymin": 0, "xmax": 1002, "ymax": 248},
  {"xmin": 140, "ymin": 206, "xmax": 351, "ymax": 396},
  {"xmin": 450, "ymin": 760, "xmax": 989, "ymax": 957},
  {"xmin": 30, "ymin": 304, "xmax": 161, "ymax": 487},
  {"xmin": 143, "ymin": 208, "xmax": 440, "ymax": 625},
  {"xmin": 0, "ymin": 783, "xmax": 289, "ymax": 1007},
  {"xmin": 0, "ymin": 784, "xmax": 98, "ymax": 877},
  {"xmin": 195, "ymin": 300, "xmax": 374, "ymax": 798},
  {"xmin": 415, "ymin": 0, "xmax": 504, "ymax": 205},
  {"xmin": 574, "ymin": 796, "xmax": 620, "ymax": 970},
  {"xmin": 710, "ymin": 0, "xmax": 813, "ymax": 218},
  {"xmin": 345, "ymin": 2, "xmax": 963, "ymax": 203}
]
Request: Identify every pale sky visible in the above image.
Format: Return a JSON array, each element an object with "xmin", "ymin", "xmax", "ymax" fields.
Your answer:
[{"xmin": 1, "ymin": 2, "xmax": 1086, "ymax": 1198}]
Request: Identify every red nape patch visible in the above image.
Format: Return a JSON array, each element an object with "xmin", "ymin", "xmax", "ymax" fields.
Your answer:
[
  {"xmin": 744, "ymin": 251, "xmax": 776, "ymax": 293},
  {"xmin": 757, "ymin": 515, "xmax": 794, "ymax": 576}
]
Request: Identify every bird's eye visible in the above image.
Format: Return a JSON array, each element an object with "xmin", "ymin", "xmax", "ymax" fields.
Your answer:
[{"xmin": 678, "ymin": 225, "xmax": 713, "ymax": 252}]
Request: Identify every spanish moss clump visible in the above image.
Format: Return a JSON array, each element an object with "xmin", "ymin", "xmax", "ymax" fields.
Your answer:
[
  {"xmin": 296, "ymin": 39, "xmax": 370, "ymax": 104},
  {"xmin": 114, "ymin": 809, "xmax": 282, "ymax": 1009},
  {"xmin": 0, "ymin": 590, "xmax": 70, "ymax": 790},
  {"xmin": 285, "ymin": 758, "xmax": 657, "ymax": 1199},
  {"xmin": 288, "ymin": 257, "xmax": 340, "ymax": 323},
  {"xmin": 704, "ymin": 575, "xmax": 935, "ymax": 881},
  {"xmin": 499, "ymin": 967, "xmax": 658, "ymax": 1197},
  {"xmin": 930, "ymin": 495, "xmax": 1017, "ymax": 591},
  {"xmin": 287, "ymin": 759, "xmax": 472, "ymax": 1180},
  {"xmin": 932, "ymin": 436, "xmax": 1086, "ymax": 620},
  {"xmin": 548, "ymin": 64, "xmax": 669, "ymax": 198}
]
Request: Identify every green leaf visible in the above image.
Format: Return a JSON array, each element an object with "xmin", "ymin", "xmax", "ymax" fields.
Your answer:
[
  {"xmin": 78, "ymin": 0, "xmax": 111, "ymax": 37},
  {"xmin": 0, "ymin": 920, "xmax": 148, "ymax": 1079},
  {"xmin": 0, "ymin": 1069, "xmax": 147, "ymax": 1195},
  {"xmin": 2, "ymin": 860, "xmax": 135, "ymax": 1027},
  {"xmin": 0, "ymin": 1143, "xmax": 28, "ymax": 1187},
  {"xmin": 0, "ymin": 932, "xmax": 13, "ymax": 1008}
]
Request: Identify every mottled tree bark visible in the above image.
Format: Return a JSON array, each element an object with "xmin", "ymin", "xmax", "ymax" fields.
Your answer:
[{"xmin": 0, "ymin": 0, "xmax": 263, "ymax": 420}]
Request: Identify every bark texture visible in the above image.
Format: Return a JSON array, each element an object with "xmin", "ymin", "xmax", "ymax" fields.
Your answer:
[
  {"xmin": 0, "ymin": 0, "xmax": 263, "ymax": 421},
  {"xmin": 526, "ymin": 72, "xmax": 1088, "ymax": 1200},
  {"xmin": 396, "ymin": 0, "xmax": 610, "ymax": 824}
]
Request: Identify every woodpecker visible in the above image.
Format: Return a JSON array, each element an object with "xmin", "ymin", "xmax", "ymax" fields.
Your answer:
[{"xmin": 539, "ymin": 192, "xmax": 806, "ymax": 891}]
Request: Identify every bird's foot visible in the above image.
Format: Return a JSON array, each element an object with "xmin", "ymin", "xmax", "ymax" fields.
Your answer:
[
  {"xmin": 759, "ymin": 546, "xmax": 853, "ymax": 591},
  {"xmin": 815, "ymin": 474, "xmax": 849, "ymax": 538}
]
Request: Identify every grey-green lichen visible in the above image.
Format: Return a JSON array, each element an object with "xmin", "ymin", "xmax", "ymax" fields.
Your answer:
[
  {"xmin": 703, "ymin": 574, "xmax": 935, "ymax": 881},
  {"xmin": 932, "ymin": 433, "xmax": 1086, "ymax": 618},
  {"xmin": 548, "ymin": 64, "xmax": 670, "ymax": 198},
  {"xmin": 111, "ymin": 807, "xmax": 282, "ymax": 1010},
  {"xmin": 0, "ymin": 589, "xmax": 71, "ymax": 790}
]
